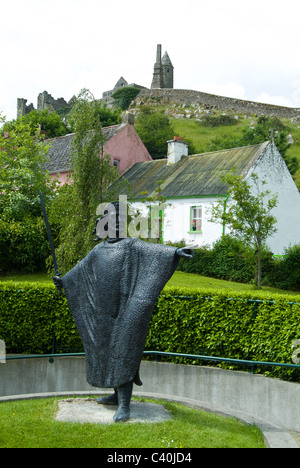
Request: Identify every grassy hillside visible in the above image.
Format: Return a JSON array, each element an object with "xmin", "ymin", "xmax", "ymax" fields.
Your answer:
[
  {"xmin": 171, "ymin": 113, "xmax": 300, "ymax": 189},
  {"xmin": 130, "ymin": 99, "xmax": 300, "ymax": 189}
]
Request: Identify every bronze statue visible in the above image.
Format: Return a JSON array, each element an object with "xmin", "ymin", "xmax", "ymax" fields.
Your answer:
[{"xmin": 53, "ymin": 201, "xmax": 194, "ymax": 422}]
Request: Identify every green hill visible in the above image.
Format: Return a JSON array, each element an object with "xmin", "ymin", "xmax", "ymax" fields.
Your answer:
[
  {"xmin": 172, "ymin": 115, "xmax": 300, "ymax": 189},
  {"xmin": 130, "ymin": 99, "xmax": 300, "ymax": 190}
]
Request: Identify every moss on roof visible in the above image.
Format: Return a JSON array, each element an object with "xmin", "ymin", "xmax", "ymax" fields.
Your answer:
[{"xmin": 117, "ymin": 142, "xmax": 269, "ymax": 199}]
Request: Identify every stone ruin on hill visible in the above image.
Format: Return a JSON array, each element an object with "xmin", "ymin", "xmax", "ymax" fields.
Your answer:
[{"xmin": 16, "ymin": 44, "xmax": 300, "ymax": 121}]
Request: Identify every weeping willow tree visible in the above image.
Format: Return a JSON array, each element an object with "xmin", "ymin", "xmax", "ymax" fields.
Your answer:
[{"xmin": 53, "ymin": 90, "xmax": 119, "ymax": 273}]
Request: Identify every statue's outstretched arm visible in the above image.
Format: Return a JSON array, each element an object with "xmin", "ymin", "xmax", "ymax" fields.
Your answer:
[{"xmin": 175, "ymin": 247, "xmax": 195, "ymax": 259}]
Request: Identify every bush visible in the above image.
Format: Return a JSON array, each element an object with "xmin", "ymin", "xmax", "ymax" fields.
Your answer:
[
  {"xmin": 0, "ymin": 217, "xmax": 50, "ymax": 273},
  {"xmin": 1, "ymin": 282, "xmax": 299, "ymax": 381},
  {"xmin": 112, "ymin": 87, "xmax": 141, "ymax": 110},
  {"xmin": 135, "ymin": 106, "xmax": 175, "ymax": 159},
  {"xmin": 200, "ymin": 114, "xmax": 238, "ymax": 127},
  {"xmin": 269, "ymin": 244, "xmax": 300, "ymax": 291},
  {"xmin": 178, "ymin": 236, "xmax": 274, "ymax": 285}
]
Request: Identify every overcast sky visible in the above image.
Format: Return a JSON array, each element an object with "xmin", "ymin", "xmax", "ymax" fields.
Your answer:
[{"xmin": 1, "ymin": 0, "xmax": 300, "ymax": 121}]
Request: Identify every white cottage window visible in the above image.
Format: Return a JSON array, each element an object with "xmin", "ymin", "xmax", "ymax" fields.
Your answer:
[{"xmin": 189, "ymin": 206, "xmax": 202, "ymax": 233}]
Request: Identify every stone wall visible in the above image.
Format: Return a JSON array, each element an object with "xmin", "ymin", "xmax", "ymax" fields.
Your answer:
[
  {"xmin": 135, "ymin": 88, "xmax": 300, "ymax": 119},
  {"xmin": 1, "ymin": 357, "xmax": 300, "ymax": 438},
  {"xmin": 17, "ymin": 91, "xmax": 75, "ymax": 118},
  {"xmin": 17, "ymin": 98, "xmax": 35, "ymax": 117}
]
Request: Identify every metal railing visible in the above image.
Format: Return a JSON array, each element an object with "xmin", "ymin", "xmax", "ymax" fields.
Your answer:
[{"xmin": 5, "ymin": 350, "xmax": 300, "ymax": 375}]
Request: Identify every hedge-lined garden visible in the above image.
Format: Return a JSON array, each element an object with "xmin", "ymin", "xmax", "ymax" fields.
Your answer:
[{"xmin": 1, "ymin": 281, "xmax": 300, "ymax": 382}]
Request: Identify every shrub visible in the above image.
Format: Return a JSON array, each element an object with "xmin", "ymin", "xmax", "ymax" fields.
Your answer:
[
  {"xmin": 200, "ymin": 114, "xmax": 238, "ymax": 127},
  {"xmin": 178, "ymin": 236, "xmax": 274, "ymax": 285},
  {"xmin": 269, "ymin": 244, "xmax": 300, "ymax": 291},
  {"xmin": 112, "ymin": 87, "xmax": 141, "ymax": 110},
  {"xmin": 0, "ymin": 217, "xmax": 50, "ymax": 273}
]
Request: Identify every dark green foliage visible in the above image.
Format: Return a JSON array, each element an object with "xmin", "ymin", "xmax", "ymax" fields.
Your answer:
[
  {"xmin": 3, "ymin": 110, "xmax": 69, "ymax": 138},
  {"xmin": 53, "ymin": 90, "xmax": 120, "ymax": 273},
  {"xmin": 112, "ymin": 87, "xmax": 141, "ymax": 111},
  {"xmin": 1, "ymin": 282, "xmax": 299, "ymax": 381},
  {"xmin": 0, "ymin": 116, "xmax": 57, "ymax": 273},
  {"xmin": 268, "ymin": 244, "xmax": 300, "ymax": 291},
  {"xmin": 0, "ymin": 217, "xmax": 50, "ymax": 273},
  {"xmin": 200, "ymin": 114, "xmax": 238, "ymax": 127},
  {"xmin": 0, "ymin": 282, "xmax": 81, "ymax": 354},
  {"xmin": 146, "ymin": 286, "xmax": 300, "ymax": 381},
  {"xmin": 177, "ymin": 236, "xmax": 300, "ymax": 292},
  {"xmin": 177, "ymin": 236, "xmax": 274, "ymax": 285},
  {"xmin": 135, "ymin": 106, "xmax": 175, "ymax": 159},
  {"xmin": 250, "ymin": 298, "xmax": 300, "ymax": 380}
]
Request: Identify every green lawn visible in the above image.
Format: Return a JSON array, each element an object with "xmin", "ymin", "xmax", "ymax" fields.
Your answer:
[
  {"xmin": 167, "ymin": 271, "xmax": 300, "ymax": 297},
  {"xmin": 0, "ymin": 272, "xmax": 51, "ymax": 283},
  {"xmin": 0, "ymin": 397, "xmax": 265, "ymax": 448}
]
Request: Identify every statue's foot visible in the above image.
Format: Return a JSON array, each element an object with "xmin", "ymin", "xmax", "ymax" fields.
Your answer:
[
  {"xmin": 113, "ymin": 405, "xmax": 130, "ymax": 423},
  {"xmin": 95, "ymin": 393, "xmax": 118, "ymax": 406}
]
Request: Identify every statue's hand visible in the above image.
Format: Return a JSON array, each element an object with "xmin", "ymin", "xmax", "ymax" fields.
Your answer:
[
  {"xmin": 53, "ymin": 276, "xmax": 63, "ymax": 292},
  {"xmin": 176, "ymin": 247, "xmax": 195, "ymax": 259}
]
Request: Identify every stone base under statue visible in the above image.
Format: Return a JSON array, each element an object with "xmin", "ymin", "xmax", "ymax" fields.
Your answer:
[{"xmin": 55, "ymin": 398, "xmax": 172, "ymax": 425}]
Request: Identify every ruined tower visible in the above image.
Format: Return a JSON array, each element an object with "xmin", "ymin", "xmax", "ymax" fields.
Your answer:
[
  {"xmin": 162, "ymin": 51, "xmax": 174, "ymax": 89},
  {"xmin": 151, "ymin": 44, "xmax": 174, "ymax": 89}
]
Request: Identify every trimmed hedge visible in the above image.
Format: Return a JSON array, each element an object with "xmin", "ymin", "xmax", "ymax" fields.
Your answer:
[
  {"xmin": 1, "ymin": 282, "xmax": 300, "ymax": 381},
  {"xmin": 147, "ymin": 287, "xmax": 300, "ymax": 381},
  {"xmin": 0, "ymin": 281, "xmax": 82, "ymax": 354}
]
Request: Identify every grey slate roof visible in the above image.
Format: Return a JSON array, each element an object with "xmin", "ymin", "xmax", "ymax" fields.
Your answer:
[
  {"xmin": 117, "ymin": 142, "xmax": 269, "ymax": 199},
  {"xmin": 45, "ymin": 123, "xmax": 126, "ymax": 173}
]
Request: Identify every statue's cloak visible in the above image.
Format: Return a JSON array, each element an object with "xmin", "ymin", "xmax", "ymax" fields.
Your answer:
[{"xmin": 62, "ymin": 238, "xmax": 179, "ymax": 388}]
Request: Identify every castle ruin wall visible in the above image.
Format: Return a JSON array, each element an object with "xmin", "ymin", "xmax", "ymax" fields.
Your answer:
[{"xmin": 136, "ymin": 88, "xmax": 300, "ymax": 119}]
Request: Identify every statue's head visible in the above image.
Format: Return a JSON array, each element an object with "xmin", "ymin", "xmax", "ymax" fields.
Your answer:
[{"xmin": 93, "ymin": 201, "xmax": 121, "ymax": 241}]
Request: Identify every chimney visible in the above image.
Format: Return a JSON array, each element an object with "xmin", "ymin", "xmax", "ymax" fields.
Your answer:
[
  {"xmin": 167, "ymin": 137, "xmax": 188, "ymax": 165},
  {"xmin": 122, "ymin": 112, "xmax": 135, "ymax": 125}
]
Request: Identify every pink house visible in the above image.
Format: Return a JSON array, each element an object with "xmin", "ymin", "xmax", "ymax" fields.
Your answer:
[{"xmin": 45, "ymin": 114, "xmax": 152, "ymax": 183}]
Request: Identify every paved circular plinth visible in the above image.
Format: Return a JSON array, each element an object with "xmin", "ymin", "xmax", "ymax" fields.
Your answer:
[{"xmin": 55, "ymin": 398, "xmax": 172, "ymax": 425}]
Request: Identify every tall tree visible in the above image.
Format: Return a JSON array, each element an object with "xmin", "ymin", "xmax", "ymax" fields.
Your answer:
[
  {"xmin": 135, "ymin": 106, "xmax": 175, "ymax": 159},
  {"xmin": 3, "ymin": 109, "xmax": 69, "ymax": 138},
  {"xmin": 0, "ymin": 114, "xmax": 56, "ymax": 272},
  {"xmin": 54, "ymin": 90, "xmax": 119, "ymax": 273},
  {"xmin": 0, "ymin": 114, "xmax": 54, "ymax": 220},
  {"xmin": 210, "ymin": 171, "xmax": 278, "ymax": 288}
]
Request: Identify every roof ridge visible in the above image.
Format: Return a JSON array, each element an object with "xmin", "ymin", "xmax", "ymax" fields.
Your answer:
[
  {"xmin": 45, "ymin": 122, "xmax": 125, "ymax": 142},
  {"xmin": 188, "ymin": 141, "xmax": 270, "ymax": 158}
]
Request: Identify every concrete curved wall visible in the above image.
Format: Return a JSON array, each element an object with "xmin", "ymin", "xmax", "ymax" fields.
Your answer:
[{"xmin": 1, "ymin": 357, "xmax": 299, "ymax": 435}]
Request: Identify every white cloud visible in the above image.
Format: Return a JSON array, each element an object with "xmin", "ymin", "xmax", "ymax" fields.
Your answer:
[
  {"xmin": 254, "ymin": 81, "xmax": 300, "ymax": 109},
  {"xmin": 2, "ymin": 0, "xmax": 300, "ymax": 120},
  {"xmin": 253, "ymin": 93, "xmax": 294, "ymax": 108}
]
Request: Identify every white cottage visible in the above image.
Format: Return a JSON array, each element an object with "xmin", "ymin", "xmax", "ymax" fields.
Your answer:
[{"xmin": 117, "ymin": 139, "xmax": 300, "ymax": 255}]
